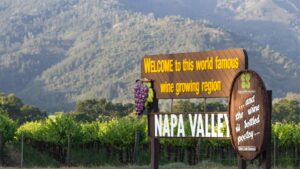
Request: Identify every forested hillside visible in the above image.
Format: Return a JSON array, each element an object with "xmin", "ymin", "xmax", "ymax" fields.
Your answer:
[
  {"xmin": 122, "ymin": 0, "xmax": 300, "ymax": 60},
  {"xmin": 0, "ymin": 0, "xmax": 299, "ymax": 112}
]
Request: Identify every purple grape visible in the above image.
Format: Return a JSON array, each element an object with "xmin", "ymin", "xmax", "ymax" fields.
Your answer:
[{"xmin": 133, "ymin": 82, "xmax": 148, "ymax": 115}]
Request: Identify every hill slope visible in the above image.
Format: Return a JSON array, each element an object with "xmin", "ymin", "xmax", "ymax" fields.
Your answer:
[
  {"xmin": 0, "ymin": 0, "xmax": 299, "ymax": 112},
  {"xmin": 122, "ymin": 0, "xmax": 300, "ymax": 60}
]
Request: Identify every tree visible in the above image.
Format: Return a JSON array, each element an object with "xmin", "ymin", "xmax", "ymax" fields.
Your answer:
[
  {"xmin": 173, "ymin": 100, "xmax": 227, "ymax": 113},
  {"xmin": 206, "ymin": 102, "xmax": 227, "ymax": 112},
  {"xmin": 0, "ymin": 93, "xmax": 46, "ymax": 124},
  {"xmin": 0, "ymin": 113, "xmax": 17, "ymax": 165},
  {"xmin": 20, "ymin": 105, "xmax": 47, "ymax": 124},
  {"xmin": 75, "ymin": 99, "xmax": 101, "ymax": 118},
  {"xmin": 273, "ymin": 99, "xmax": 300, "ymax": 122},
  {"xmin": 47, "ymin": 114, "xmax": 80, "ymax": 166},
  {"xmin": 74, "ymin": 98, "xmax": 134, "ymax": 121},
  {"xmin": 0, "ymin": 94, "xmax": 23, "ymax": 121},
  {"xmin": 173, "ymin": 100, "xmax": 198, "ymax": 112}
]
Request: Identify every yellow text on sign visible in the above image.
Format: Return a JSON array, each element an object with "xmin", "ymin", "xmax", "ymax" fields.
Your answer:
[{"xmin": 160, "ymin": 80, "xmax": 222, "ymax": 95}]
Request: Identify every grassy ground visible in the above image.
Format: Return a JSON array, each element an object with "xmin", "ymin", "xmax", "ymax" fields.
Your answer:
[
  {"xmin": 0, "ymin": 162, "xmax": 293, "ymax": 169},
  {"xmin": 5, "ymin": 142, "xmax": 297, "ymax": 168},
  {"xmin": 3, "ymin": 143, "xmax": 296, "ymax": 169}
]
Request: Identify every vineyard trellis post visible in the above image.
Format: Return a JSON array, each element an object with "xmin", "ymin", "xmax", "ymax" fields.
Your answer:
[
  {"xmin": 66, "ymin": 135, "xmax": 71, "ymax": 166},
  {"xmin": 21, "ymin": 133, "xmax": 24, "ymax": 168},
  {"xmin": 133, "ymin": 116, "xmax": 141, "ymax": 163},
  {"xmin": 0, "ymin": 133, "xmax": 3, "ymax": 166},
  {"xmin": 273, "ymin": 134, "xmax": 276, "ymax": 167}
]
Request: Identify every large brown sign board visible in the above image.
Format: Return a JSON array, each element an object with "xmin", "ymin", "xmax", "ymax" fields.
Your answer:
[
  {"xmin": 141, "ymin": 48, "xmax": 247, "ymax": 99},
  {"xmin": 228, "ymin": 70, "xmax": 269, "ymax": 160}
]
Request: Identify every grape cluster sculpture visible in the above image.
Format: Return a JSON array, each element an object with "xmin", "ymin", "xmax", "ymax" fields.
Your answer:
[{"xmin": 134, "ymin": 79, "xmax": 154, "ymax": 115}]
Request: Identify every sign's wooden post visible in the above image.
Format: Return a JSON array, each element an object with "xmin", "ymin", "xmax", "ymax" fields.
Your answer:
[
  {"xmin": 261, "ymin": 90, "xmax": 272, "ymax": 169},
  {"xmin": 148, "ymin": 95, "xmax": 159, "ymax": 169},
  {"xmin": 237, "ymin": 155, "xmax": 246, "ymax": 169},
  {"xmin": 150, "ymin": 125, "xmax": 159, "ymax": 169}
]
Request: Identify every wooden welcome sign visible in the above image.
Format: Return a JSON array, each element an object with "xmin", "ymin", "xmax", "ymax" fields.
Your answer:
[
  {"xmin": 228, "ymin": 70, "xmax": 270, "ymax": 160},
  {"xmin": 140, "ymin": 49, "xmax": 271, "ymax": 169}
]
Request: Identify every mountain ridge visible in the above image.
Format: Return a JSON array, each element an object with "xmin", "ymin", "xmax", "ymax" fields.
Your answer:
[{"xmin": 0, "ymin": 0, "xmax": 299, "ymax": 112}]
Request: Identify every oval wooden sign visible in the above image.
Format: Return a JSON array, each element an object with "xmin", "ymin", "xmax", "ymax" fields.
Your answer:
[{"xmin": 228, "ymin": 70, "xmax": 269, "ymax": 160}]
